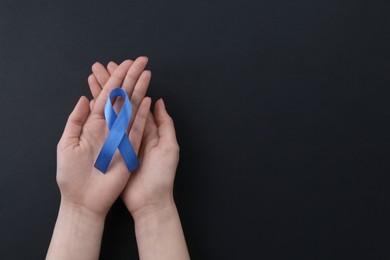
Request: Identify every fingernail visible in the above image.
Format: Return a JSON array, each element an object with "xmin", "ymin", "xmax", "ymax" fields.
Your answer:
[
  {"xmin": 160, "ymin": 98, "xmax": 165, "ymax": 109},
  {"xmin": 92, "ymin": 62, "xmax": 99, "ymax": 70},
  {"xmin": 139, "ymin": 56, "xmax": 149, "ymax": 62}
]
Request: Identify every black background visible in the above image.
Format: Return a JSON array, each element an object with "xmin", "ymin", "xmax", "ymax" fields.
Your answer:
[{"xmin": 1, "ymin": 0, "xmax": 389, "ymax": 259}]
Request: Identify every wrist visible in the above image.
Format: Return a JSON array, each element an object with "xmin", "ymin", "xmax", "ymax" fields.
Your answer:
[
  {"xmin": 131, "ymin": 195, "xmax": 177, "ymax": 223},
  {"xmin": 58, "ymin": 199, "xmax": 106, "ymax": 225},
  {"xmin": 46, "ymin": 200, "xmax": 105, "ymax": 260},
  {"xmin": 133, "ymin": 199, "xmax": 180, "ymax": 240},
  {"xmin": 132, "ymin": 197, "xmax": 190, "ymax": 260}
]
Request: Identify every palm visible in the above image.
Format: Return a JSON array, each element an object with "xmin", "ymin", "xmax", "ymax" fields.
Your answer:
[
  {"xmin": 122, "ymin": 142, "xmax": 178, "ymax": 214},
  {"xmin": 58, "ymin": 117, "xmax": 131, "ymax": 215}
]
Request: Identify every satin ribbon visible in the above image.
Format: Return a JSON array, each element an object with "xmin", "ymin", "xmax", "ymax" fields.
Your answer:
[{"xmin": 94, "ymin": 88, "xmax": 138, "ymax": 173}]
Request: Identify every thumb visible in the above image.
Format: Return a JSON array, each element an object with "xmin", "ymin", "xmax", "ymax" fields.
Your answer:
[
  {"xmin": 59, "ymin": 96, "xmax": 90, "ymax": 147},
  {"xmin": 153, "ymin": 99, "xmax": 179, "ymax": 148}
]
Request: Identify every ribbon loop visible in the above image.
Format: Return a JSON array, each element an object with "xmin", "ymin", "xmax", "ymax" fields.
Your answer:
[{"xmin": 94, "ymin": 88, "xmax": 138, "ymax": 173}]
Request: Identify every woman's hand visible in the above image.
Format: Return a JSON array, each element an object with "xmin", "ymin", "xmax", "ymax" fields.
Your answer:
[
  {"xmin": 47, "ymin": 57, "xmax": 152, "ymax": 260},
  {"xmin": 57, "ymin": 57, "xmax": 151, "ymax": 218},
  {"xmin": 88, "ymin": 61, "xmax": 189, "ymax": 260}
]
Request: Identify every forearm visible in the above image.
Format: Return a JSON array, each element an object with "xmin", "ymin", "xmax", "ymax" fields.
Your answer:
[
  {"xmin": 46, "ymin": 200, "xmax": 105, "ymax": 260},
  {"xmin": 133, "ymin": 199, "xmax": 190, "ymax": 260}
]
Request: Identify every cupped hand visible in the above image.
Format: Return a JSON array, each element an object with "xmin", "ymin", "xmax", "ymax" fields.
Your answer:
[
  {"xmin": 57, "ymin": 57, "xmax": 151, "ymax": 218},
  {"xmin": 88, "ymin": 61, "xmax": 180, "ymax": 219}
]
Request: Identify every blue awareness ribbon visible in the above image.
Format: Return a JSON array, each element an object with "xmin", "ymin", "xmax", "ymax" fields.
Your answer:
[{"xmin": 94, "ymin": 88, "xmax": 139, "ymax": 173}]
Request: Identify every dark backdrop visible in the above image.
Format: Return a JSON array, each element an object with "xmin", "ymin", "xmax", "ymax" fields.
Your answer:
[{"xmin": 0, "ymin": 0, "xmax": 389, "ymax": 259}]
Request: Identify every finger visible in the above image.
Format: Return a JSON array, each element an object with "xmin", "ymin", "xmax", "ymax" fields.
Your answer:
[
  {"xmin": 122, "ymin": 56, "xmax": 149, "ymax": 98},
  {"xmin": 92, "ymin": 62, "xmax": 111, "ymax": 87},
  {"xmin": 118, "ymin": 57, "xmax": 149, "ymax": 132},
  {"xmin": 60, "ymin": 96, "xmax": 90, "ymax": 146},
  {"xmin": 107, "ymin": 61, "xmax": 119, "ymax": 75},
  {"xmin": 129, "ymin": 97, "xmax": 152, "ymax": 154},
  {"xmin": 125, "ymin": 70, "xmax": 152, "ymax": 134},
  {"xmin": 91, "ymin": 60, "xmax": 133, "ymax": 118},
  {"xmin": 154, "ymin": 99, "xmax": 178, "ymax": 146},
  {"xmin": 88, "ymin": 74, "xmax": 102, "ymax": 100},
  {"xmin": 130, "ymin": 70, "xmax": 151, "ymax": 112},
  {"xmin": 91, "ymin": 62, "xmax": 115, "ymax": 108},
  {"xmin": 90, "ymin": 99, "xmax": 95, "ymax": 111},
  {"xmin": 136, "ymin": 112, "xmax": 158, "ymax": 163},
  {"xmin": 142, "ymin": 111, "xmax": 159, "ymax": 153}
]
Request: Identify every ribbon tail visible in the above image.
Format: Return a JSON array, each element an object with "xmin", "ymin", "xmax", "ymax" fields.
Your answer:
[
  {"xmin": 95, "ymin": 128, "xmax": 125, "ymax": 173},
  {"xmin": 118, "ymin": 134, "xmax": 139, "ymax": 172}
]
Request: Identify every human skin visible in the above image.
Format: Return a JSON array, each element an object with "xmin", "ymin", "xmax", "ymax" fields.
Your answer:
[
  {"xmin": 46, "ymin": 57, "xmax": 151, "ymax": 260},
  {"xmin": 89, "ymin": 61, "xmax": 190, "ymax": 260}
]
